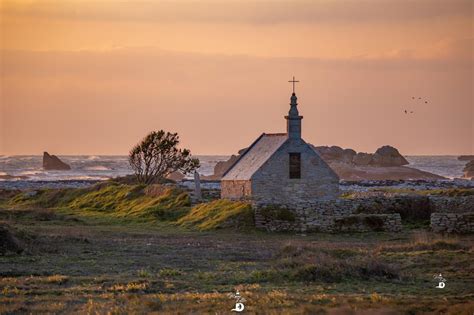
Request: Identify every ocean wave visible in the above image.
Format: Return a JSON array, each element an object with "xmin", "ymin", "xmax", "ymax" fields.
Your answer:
[
  {"xmin": 87, "ymin": 156, "xmax": 100, "ymax": 160},
  {"xmin": 84, "ymin": 166, "xmax": 112, "ymax": 171},
  {"xmin": 19, "ymin": 170, "xmax": 44, "ymax": 176}
]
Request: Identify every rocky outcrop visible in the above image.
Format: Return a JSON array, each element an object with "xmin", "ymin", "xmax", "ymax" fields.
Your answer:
[
  {"xmin": 370, "ymin": 146, "xmax": 409, "ymax": 166},
  {"xmin": 314, "ymin": 145, "xmax": 408, "ymax": 167},
  {"xmin": 353, "ymin": 152, "xmax": 373, "ymax": 166},
  {"xmin": 203, "ymin": 147, "xmax": 248, "ymax": 180},
  {"xmin": 462, "ymin": 160, "xmax": 474, "ymax": 179},
  {"xmin": 312, "ymin": 145, "xmax": 440, "ymax": 180},
  {"xmin": 43, "ymin": 152, "xmax": 71, "ymax": 170},
  {"xmin": 166, "ymin": 171, "xmax": 185, "ymax": 181},
  {"xmin": 213, "ymin": 155, "xmax": 240, "ymax": 178},
  {"xmin": 210, "ymin": 144, "xmax": 442, "ymax": 181},
  {"xmin": 315, "ymin": 146, "xmax": 344, "ymax": 160},
  {"xmin": 458, "ymin": 155, "xmax": 474, "ymax": 161},
  {"xmin": 329, "ymin": 162, "xmax": 444, "ymax": 180}
]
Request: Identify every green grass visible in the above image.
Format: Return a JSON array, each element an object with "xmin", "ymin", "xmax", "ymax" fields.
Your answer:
[
  {"xmin": 7, "ymin": 183, "xmax": 191, "ymax": 222},
  {"xmin": 177, "ymin": 199, "xmax": 254, "ymax": 230},
  {"xmin": 5, "ymin": 183, "xmax": 255, "ymax": 230}
]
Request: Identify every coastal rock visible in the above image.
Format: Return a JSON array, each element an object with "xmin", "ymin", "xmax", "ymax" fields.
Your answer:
[
  {"xmin": 458, "ymin": 155, "xmax": 474, "ymax": 161},
  {"xmin": 315, "ymin": 146, "xmax": 344, "ymax": 161},
  {"xmin": 213, "ymin": 155, "xmax": 239, "ymax": 177},
  {"xmin": 43, "ymin": 152, "xmax": 71, "ymax": 170},
  {"xmin": 329, "ymin": 162, "xmax": 445, "ymax": 181},
  {"xmin": 370, "ymin": 146, "xmax": 409, "ymax": 167},
  {"xmin": 211, "ymin": 147, "xmax": 248, "ymax": 179},
  {"xmin": 463, "ymin": 160, "xmax": 474, "ymax": 179},
  {"xmin": 209, "ymin": 144, "xmax": 441, "ymax": 181},
  {"xmin": 352, "ymin": 152, "xmax": 373, "ymax": 166},
  {"xmin": 166, "ymin": 171, "xmax": 185, "ymax": 181},
  {"xmin": 342, "ymin": 149, "xmax": 357, "ymax": 163}
]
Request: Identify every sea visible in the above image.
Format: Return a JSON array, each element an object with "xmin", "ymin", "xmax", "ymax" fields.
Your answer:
[{"xmin": 0, "ymin": 155, "xmax": 469, "ymax": 182}]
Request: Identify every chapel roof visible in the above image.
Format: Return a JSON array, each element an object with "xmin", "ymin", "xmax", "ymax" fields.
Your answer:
[{"xmin": 221, "ymin": 133, "xmax": 288, "ymax": 181}]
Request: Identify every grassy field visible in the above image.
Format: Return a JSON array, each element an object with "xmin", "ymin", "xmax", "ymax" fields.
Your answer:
[{"xmin": 1, "ymin": 185, "xmax": 474, "ymax": 314}]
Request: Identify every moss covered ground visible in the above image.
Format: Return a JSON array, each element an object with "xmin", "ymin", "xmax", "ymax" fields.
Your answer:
[{"xmin": 0, "ymin": 185, "xmax": 473, "ymax": 314}]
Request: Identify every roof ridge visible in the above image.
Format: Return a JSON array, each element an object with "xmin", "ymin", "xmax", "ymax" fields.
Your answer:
[
  {"xmin": 221, "ymin": 133, "xmax": 266, "ymax": 178},
  {"xmin": 264, "ymin": 133, "xmax": 287, "ymax": 136}
]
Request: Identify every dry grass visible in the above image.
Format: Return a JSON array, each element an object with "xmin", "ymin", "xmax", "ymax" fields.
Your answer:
[
  {"xmin": 0, "ymin": 204, "xmax": 473, "ymax": 313},
  {"xmin": 376, "ymin": 231, "xmax": 471, "ymax": 253},
  {"xmin": 46, "ymin": 275, "xmax": 69, "ymax": 285},
  {"xmin": 276, "ymin": 243, "xmax": 401, "ymax": 283},
  {"xmin": 177, "ymin": 199, "xmax": 254, "ymax": 230}
]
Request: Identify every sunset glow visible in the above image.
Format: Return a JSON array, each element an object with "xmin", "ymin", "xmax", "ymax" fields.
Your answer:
[{"xmin": 1, "ymin": 0, "xmax": 472, "ymax": 155}]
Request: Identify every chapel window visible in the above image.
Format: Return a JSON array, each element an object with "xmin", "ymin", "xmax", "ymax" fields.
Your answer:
[{"xmin": 289, "ymin": 153, "xmax": 301, "ymax": 179}]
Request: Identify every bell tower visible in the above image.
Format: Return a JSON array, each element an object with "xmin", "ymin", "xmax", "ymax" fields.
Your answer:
[{"xmin": 285, "ymin": 76, "xmax": 303, "ymax": 139}]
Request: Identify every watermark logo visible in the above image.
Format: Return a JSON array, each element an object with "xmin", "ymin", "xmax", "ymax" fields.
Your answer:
[
  {"xmin": 228, "ymin": 290, "xmax": 246, "ymax": 312},
  {"xmin": 433, "ymin": 273, "xmax": 446, "ymax": 289}
]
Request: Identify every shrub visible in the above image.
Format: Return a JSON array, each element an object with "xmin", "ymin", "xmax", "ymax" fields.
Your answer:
[
  {"xmin": 159, "ymin": 268, "xmax": 182, "ymax": 277},
  {"xmin": 276, "ymin": 243, "xmax": 401, "ymax": 283},
  {"xmin": 129, "ymin": 130, "xmax": 199, "ymax": 184}
]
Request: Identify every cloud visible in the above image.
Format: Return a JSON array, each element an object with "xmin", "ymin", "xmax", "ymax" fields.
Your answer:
[
  {"xmin": 2, "ymin": 0, "xmax": 472, "ymax": 25},
  {"xmin": 2, "ymin": 36, "xmax": 472, "ymax": 82}
]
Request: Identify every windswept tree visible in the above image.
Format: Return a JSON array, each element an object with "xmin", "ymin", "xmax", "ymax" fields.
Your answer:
[{"xmin": 129, "ymin": 130, "xmax": 200, "ymax": 184}]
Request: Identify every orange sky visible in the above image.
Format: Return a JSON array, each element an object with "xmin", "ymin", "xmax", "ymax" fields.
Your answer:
[{"xmin": 1, "ymin": 0, "xmax": 473, "ymax": 155}]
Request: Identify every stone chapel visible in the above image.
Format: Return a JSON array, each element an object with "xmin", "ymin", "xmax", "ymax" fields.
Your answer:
[{"xmin": 221, "ymin": 80, "xmax": 340, "ymax": 207}]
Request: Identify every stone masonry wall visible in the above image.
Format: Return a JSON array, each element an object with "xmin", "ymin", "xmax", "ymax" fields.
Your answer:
[
  {"xmin": 429, "ymin": 196, "xmax": 474, "ymax": 213},
  {"xmin": 254, "ymin": 200, "xmax": 402, "ymax": 232},
  {"xmin": 220, "ymin": 180, "xmax": 252, "ymax": 200},
  {"xmin": 254, "ymin": 195, "xmax": 473, "ymax": 233},
  {"xmin": 431, "ymin": 212, "xmax": 474, "ymax": 233},
  {"xmin": 251, "ymin": 138, "xmax": 340, "ymax": 206}
]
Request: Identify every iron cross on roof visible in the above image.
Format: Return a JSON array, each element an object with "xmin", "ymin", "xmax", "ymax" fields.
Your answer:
[{"xmin": 288, "ymin": 76, "xmax": 299, "ymax": 94}]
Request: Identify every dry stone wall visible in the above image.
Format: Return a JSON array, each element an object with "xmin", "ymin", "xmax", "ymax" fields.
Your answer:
[
  {"xmin": 431, "ymin": 212, "xmax": 474, "ymax": 233},
  {"xmin": 254, "ymin": 200, "xmax": 402, "ymax": 233},
  {"xmin": 429, "ymin": 196, "xmax": 474, "ymax": 213},
  {"xmin": 254, "ymin": 195, "xmax": 473, "ymax": 233}
]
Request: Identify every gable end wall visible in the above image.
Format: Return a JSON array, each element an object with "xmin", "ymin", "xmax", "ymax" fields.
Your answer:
[
  {"xmin": 251, "ymin": 138, "xmax": 340, "ymax": 206},
  {"xmin": 221, "ymin": 180, "xmax": 252, "ymax": 200}
]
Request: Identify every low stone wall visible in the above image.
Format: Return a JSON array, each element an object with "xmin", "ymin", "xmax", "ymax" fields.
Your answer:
[
  {"xmin": 332, "ymin": 214, "xmax": 402, "ymax": 232},
  {"xmin": 254, "ymin": 202, "xmax": 402, "ymax": 233},
  {"xmin": 429, "ymin": 196, "xmax": 474, "ymax": 213},
  {"xmin": 254, "ymin": 195, "xmax": 473, "ymax": 233},
  {"xmin": 430, "ymin": 212, "xmax": 474, "ymax": 233}
]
